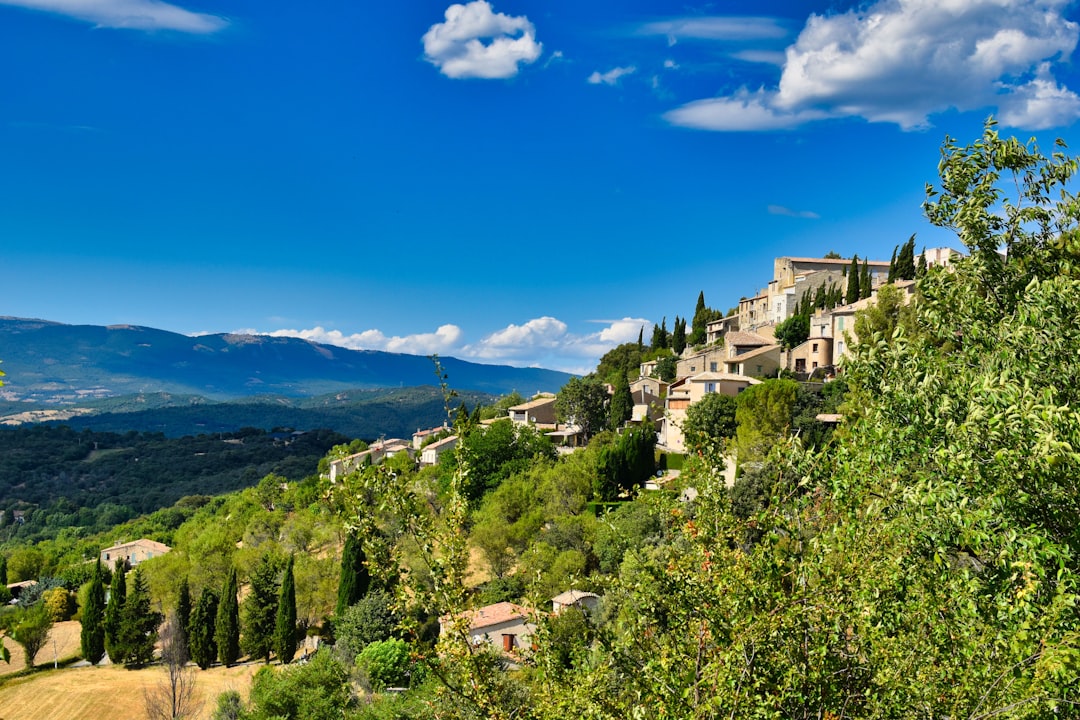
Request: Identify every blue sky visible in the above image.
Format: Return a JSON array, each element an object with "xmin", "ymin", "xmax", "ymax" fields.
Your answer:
[{"xmin": 2, "ymin": 0, "xmax": 1079, "ymax": 374}]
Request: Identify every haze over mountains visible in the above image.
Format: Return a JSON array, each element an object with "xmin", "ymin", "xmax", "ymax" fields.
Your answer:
[
  {"xmin": 0, "ymin": 317, "xmax": 571, "ymax": 402},
  {"xmin": 0, "ymin": 317, "xmax": 572, "ymax": 437}
]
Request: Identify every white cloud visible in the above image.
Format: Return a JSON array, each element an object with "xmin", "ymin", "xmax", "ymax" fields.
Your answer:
[
  {"xmin": 250, "ymin": 316, "xmax": 650, "ymax": 374},
  {"xmin": 422, "ymin": 0, "xmax": 542, "ymax": 79},
  {"xmin": 666, "ymin": 0, "xmax": 1080, "ymax": 132},
  {"xmin": 587, "ymin": 65, "xmax": 636, "ymax": 85},
  {"xmin": 0, "ymin": 0, "xmax": 227, "ymax": 33},
  {"xmin": 260, "ymin": 324, "xmax": 463, "ymax": 356},
  {"xmin": 731, "ymin": 49, "xmax": 785, "ymax": 65},
  {"xmin": 639, "ymin": 16, "xmax": 787, "ymax": 42},
  {"xmin": 663, "ymin": 58, "xmax": 679, "ymax": 69},
  {"xmin": 768, "ymin": 204, "xmax": 820, "ymax": 219}
]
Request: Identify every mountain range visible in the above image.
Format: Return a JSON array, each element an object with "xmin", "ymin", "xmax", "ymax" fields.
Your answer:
[{"xmin": 0, "ymin": 316, "xmax": 571, "ymax": 403}]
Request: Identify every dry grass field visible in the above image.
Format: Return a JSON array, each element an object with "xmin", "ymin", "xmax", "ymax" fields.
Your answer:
[{"xmin": 0, "ymin": 621, "xmax": 259, "ymax": 720}]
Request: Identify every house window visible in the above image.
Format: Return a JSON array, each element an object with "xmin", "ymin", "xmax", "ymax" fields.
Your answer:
[
  {"xmin": 690, "ymin": 366, "xmax": 696, "ymax": 372},
  {"xmin": 705, "ymin": 382, "xmax": 716, "ymax": 394},
  {"xmin": 756, "ymin": 365, "xmax": 763, "ymax": 374},
  {"xmin": 502, "ymin": 634, "xmax": 516, "ymax": 652},
  {"xmin": 709, "ymin": 362, "xmax": 717, "ymax": 372},
  {"xmin": 837, "ymin": 318, "xmax": 845, "ymax": 331},
  {"xmin": 812, "ymin": 343, "xmax": 818, "ymax": 353},
  {"xmin": 812, "ymin": 362, "xmax": 819, "ymax": 369}
]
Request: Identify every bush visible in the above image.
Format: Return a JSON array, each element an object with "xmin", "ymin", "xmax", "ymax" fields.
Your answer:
[{"xmin": 356, "ymin": 638, "xmax": 412, "ymax": 692}]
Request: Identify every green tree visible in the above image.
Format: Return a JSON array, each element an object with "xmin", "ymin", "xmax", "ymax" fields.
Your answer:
[
  {"xmin": 652, "ymin": 355, "xmax": 677, "ymax": 382},
  {"xmin": 3, "ymin": 604, "xmax": 52, "ymax": 668},
  {"xmin": 333, "ymin": 589, "xmax": 398, "ymax": 662},
  {"xmin": 357, "ymin": 638, "xmax": 412, "ymax": 691},
  {"xmin": 682, "ymin": 392, "xmax": 738, "ymax": 454},
  {"xmin": 104, "ymin": 562, "xmax": 127, "ymax": 663},
  {"xmin": 773, "ymin": 313, "xmax": 810, "ymax": 350},
  {"xmin": 608, "ymin": 373, "xmax": 633, "ymax": 431},
  {"xmin": 246, "ymin": 649, "xmax": 350, "ymax": 720},
  {"xmin": 216, "ymin": 567, "xmax": 241, "ymax": 667},
  {"xmin": 894, "ymin": 233, "xmax": 917, "ymax": 280},
  {"xmin": 176, "ymin": 577, "xmax": 192, "ymax": 659},
  {"xmin": 844, "ymin": 254, "xmax": 860, "ymax": 304},
  {"xmin": 242, "ymin": 553, "xmax": 279, "ymax": 664},
  {"xmin": 853, "ymin": 282, "xmax": 916, "ymax": 346},
  {"xmin": 670, "ymin": 315, "xmax": 686, "ymax": 355},
  {"xmin": 116, "ymin": 568, "xmax": 160, "ymax": 667},
  {"xmin": 190, "ymin": 587, "xmax": 219, "ymax": 670},
  {"xmin": 859, "ymin": 257, "xmax": 871, "ymax": 299},
  {"xmin": 734, "ymin": 378, "xmax": 798, "ymax": 462},
  {"xmin": 80, "ymin": 559, "xmax": 107, "ymax": 664},
  {"xmin": 596, "ymin": 422, "xmax": 656, "ymax": 500},
  {"xmin": 649, "ymin": 318, "xmax": 668, "ymax": 350},
  {"xmin": 336, "ymin": 531, "xmax": 370, "ymax": 617},
  {"xmin": 554, "ymin": 377, "xmax": 609, "ymax": 443},
  {"xmin": 275, "ymin": 555, "xmax": 298, "ymax": 665}
]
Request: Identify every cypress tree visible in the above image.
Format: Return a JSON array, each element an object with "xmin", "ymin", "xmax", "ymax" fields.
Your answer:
[
  {"xmin": 609, "ymin": 373, "xmax": 634, "ymax": 431},
  {"xmin": 860, "ymin": 259, "xmax": 872, "ymax": 299},
  {"xmin": 636, "ymin": 326, "xmax": 643, "ymax": 351},
  {"xmin": 845, "ymin": 255, "xmax": 860, "ymax": 304},
  {"xmin": 275, "ymin": 555, "xmax": 298, "ymax": 664},
  {"xmin": 336, "ymin": 532, "xmax": 370, "ymax": 616},
  {"xmin": 658, "ymin": 317, "xmax": 669, "ymax": 349},
  {"xmin": 689, "ymin": 291, "xmax": 709, "ymax": 346},
  {"xmin": 0, "ymin": 554, "xmax": 6, "ymax": 585},
  {"xmin": 118, "ymin": 568, "xmax": 159, "ymax": 667},
  {"xmin": 917, "ymin": 248, "xmax": 928, "ymax": 277},
  {"xmin": 242, "ymin": 553, "xmax": 279, "ymax": 664},
  {"xmin": 80, "ymin": 560, "xmax": 107, "ymax": 664},
  {"xmin": 671, "ymin": 316, "xmax": 686, "ymax": 355},
  {"xmin": 176, "ymin": 578, "xmax": 192, "ymax": 658},
  {"xmin": 189, "ymin": 587, "xmax": 219, "ymax": 670},
  {"xmin": 896, "ymin": 234, "xmax": 917, "ymax": 280},
  {"xmin": 104, "ymin": 562, "xmax": 127, "ymax": 663},
  {"xmin": 216, "ymin": 567, "xmax": 241, "ymax": 667},
  {"xmin": 887, "ymin": 245, "xmax": 898, "ymax": 282}
]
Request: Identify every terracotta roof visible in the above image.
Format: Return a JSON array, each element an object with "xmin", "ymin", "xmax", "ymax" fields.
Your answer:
[
  {"xmin": 102, "ymin": 538, "xmax": 171, "ymax": 555},
  {"xmin": 688, "ymin": 372, "xmax": 762, "ymax": 384},
  {"xmin": 782, "ymin": 256, "xmax": 890, "ymax": 266},
  {"xmin": 726, "ymin": 344, "xmax": 781, "ymax": 363},
  {"xmin": 424, "ymin": 435, "xmax": 458, "ymax": 450},
  {"xmin": 509, "ymin": 396, "xmax": 557, "ymax": 412},
  {"xmin": 463, "ymin": 602, "xmax": 531, "ymax": 630},
  {"xmin": 725, "ymin": 331, "xmax": 771, "ymax": 347}
]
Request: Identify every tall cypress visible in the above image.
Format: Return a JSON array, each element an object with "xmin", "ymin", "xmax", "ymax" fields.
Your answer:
[
  {"xmin": 242, "ymin": 554, "xmax": 279, "ymax": 664},
  {"xmin": 118, "ymin": 568, "xmax": 160, "ymax": 667},
  {"xmin": 104, "ymin": 563, "xmax": 127, "ymax": 662},
  {"xmin": 216, "ymin": 567, "xmax": 241, "ymax": 667},
  {"xmin": 275, "ymin": 555, "xmax": 298, "ymax": 665},
  {"xmin": 336, "ymin": 532, "xmax": 370, "ymax": 616},
  {"xmin": 80, "ymin": 560, "xmax": 107, "ymax": 664},
  {"xmin": 671, "ymin": 316, "xmax": 686, "ymax": 355},
  {"xmin": 860, "ymin": 259, "xmax": 872, "ymax": 299},
  {"xmin": 845, "ymin": 255, "xmax": 860, "ymax": 304},
  {"xmin": 189, "ymin": 587, "xmax": 219, "ymax": 670},
  {"xmin": 609, "ymin": 373, "xmax": 634, "ymax": 431},
  {"xmin": 176, "ymin": 578, "xmax": 192, "ymax": 658}
]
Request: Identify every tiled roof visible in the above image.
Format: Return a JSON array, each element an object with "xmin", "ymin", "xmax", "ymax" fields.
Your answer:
[
  {"xmin": 724, "ymin": 331, "xmax": 771, "ymax": 347},
  {"xmin": 463, "ymin": 602, "xmax": 531, "ymax": 630}
]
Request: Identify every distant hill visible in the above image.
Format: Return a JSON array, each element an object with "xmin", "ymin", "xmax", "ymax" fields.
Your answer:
[
  {"xmin": 30, "ymin": 387, "xmax": 496, "ymax": 438},
  {"xmin": 0, "ymin": 316, "xmax": 572, "ymax": 403}
]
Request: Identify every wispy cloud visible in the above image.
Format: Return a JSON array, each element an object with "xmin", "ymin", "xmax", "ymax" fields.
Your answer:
[
  {"xmin": 587, "ymin": 65, "xmax": 636, "ymax": 86},
  {"xmin": 0, "ymin": 0, "xmax": 228, "ymax": 33},
  {"xmin": 638, "ymin": 16, "xmax": 787, "ymax": 43},
  {"xmin": 768, "ymin": 204, "xmax": 820, "ymax": 219},
  {"xmin": 664, "ymin": 0, "xmax": 1080, "ymax": 132},
  {"xmin": 422, "ymin": 0, "xmax": 542, "ymax": 80},
  {"xmin": 258, "ymin": 324, "xmax": 464, "ymax": 356}
]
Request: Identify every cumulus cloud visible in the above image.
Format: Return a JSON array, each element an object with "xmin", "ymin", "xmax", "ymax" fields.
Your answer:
[
  {"xmin": 0, "ymin": 0, "xmax": 227, "ymax": 33},
  {"xmin": 252, "ymin": 316, "xmax": 650, "ymax": 374},
  {"xmin": 665, "ymin": 0, "xmax": 1080, "ymax": 132},
  {"xmin": 768, "ymin": 204, "xmax": 820, "ymax": 219},
  {"xmin": 260, "ymin": 324, "xmax": 463, "ymax": 356},
  {"xmin": 422, "ymin": 0, "xmax": 542, "ymax": 79},
  {"xmin": 587, "ymin": 65, "xmax": 636, "ymax": 85}
]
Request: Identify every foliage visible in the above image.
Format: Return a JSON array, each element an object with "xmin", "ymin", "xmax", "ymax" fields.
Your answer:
[
  {"xmin": 608, "ymin": 373, "xmax": 633, "ymax": 431},
  {"xmin": 2, "ymin": 603, "xmax": 52, "ymax": 668},
  {"xmin": 115, "ymin": 568, "xmax": 160, "ymax": 667},
  {"xmin": 733, "ymin": 378, "xmax": 798, "ymax": 463},
  {"xmin": 681, "ymin": 391, "xmax": 738, "ymax": 455},
  {"xmin": 455, "ymin": 419, "xmax": 556, "ymax": 503},
  {"xmin": 357, "ymin": 638, "xmax": 413, "ymax": 691},
  {"xmin": 334, "ymin": 589, "xmax": 398, "ymax": 662},
  {"xmin": 853, "ymin": 281, "xmax": 917, "ymax": 346},
  {"xmin": 216, "ymin": 567, "xmax": 241, "ymax": 667},
  {"xmin": 595, "ymin": 422, "xmax": 656, "ymax": 500},
  {"xmin": 209, "ymin": 691, "xmax": 244, "ymax": 720},
  {"xmin": 79, "ymin": 565, "xmax": 106, "ymax": 666},
  {"xmin": 336, "ymin": 531, "xmax": 370, "ymax": 616},
  {"xmin": 554, "ymin": 377, "xmax": 609, "ymax": 443},
  {"xmin": 670, "ymin": 315, "xmax": 686, "ymax": 355},
  {"xmin": 104, "ymin": 562, "xmax": 127, "ymax": 663},
  {"xmin": 246, "ymin": 648, "xmax": 351, "ymax": 720},
  {"xmin": 242, "ymin": 553, "xmax": 280, "ymax": 664},
  {"xmin": 845, "ymin": 254, "xmax": 860, "ymax": 303},
  {"xmin": 42, "ymin": 586, "xmax": 75, "ymax": 622},
  {"xmin": 275, "ymin": 554, "xmax": 298, "ymax": 664},
  {"xmin": 593, "ymin": 343, "xmax": 642, "ymax": 385},
  {"xmin": 652, "ymin": 355, "xmax": 677, "ymax": 383},
  {"xmin": 772, "ymin": 312, "xmax": 810, "ymax": 350},
  {"xmin": 190, "ymin": 586, "xmax": 219, "ymax": 669},
  {"xmin": 176, "ymin": 577, "xmax": 191, "ymax": 658}
]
